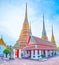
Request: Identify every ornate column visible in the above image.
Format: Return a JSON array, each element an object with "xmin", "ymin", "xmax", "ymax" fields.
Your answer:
[
  {"xmin": 49, "ymin": 50, "xmax": 53, "ymax": 56},
  {"xmin": 31, "ymin": 50, "xmax": 34, "ymax": 59},
  {"xmin": 19, "ymin": 49, "xmax": 22, "ymax": 58},
  {"xmin": 35, "ymin": 50, "xmax": 38, "ymax": 59},
  {"xmin": 39, "ymin": 50, "xmax": 42, "ymax": 58},
  {"xmin": 13, "ymin": 49, "xmax": 15, "ymax": 59},
  {"xmin": 45, "ymin": 50, "xmax": 48, "ymax": 57}
]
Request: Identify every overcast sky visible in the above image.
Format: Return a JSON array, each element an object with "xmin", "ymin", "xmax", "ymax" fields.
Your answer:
[{"xmin": 0, "ymin": 0, "xmax": 59, "ymax": 47}]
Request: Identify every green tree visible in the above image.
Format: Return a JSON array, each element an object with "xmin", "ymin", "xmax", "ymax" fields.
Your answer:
[{"xmin": 3, "ymin": 48, "xmax": 11, "ymax": 58}]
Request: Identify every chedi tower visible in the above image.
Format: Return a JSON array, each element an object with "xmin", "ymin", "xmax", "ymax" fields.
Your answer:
[{"xmin": 15, "ymin": 3, "xmax": 30, "ymax": 49}]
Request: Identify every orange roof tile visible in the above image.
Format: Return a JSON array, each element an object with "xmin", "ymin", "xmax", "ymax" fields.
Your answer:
[{"xmin": 0, "ymin": 38, "xmax": 6, "ymax": 46}]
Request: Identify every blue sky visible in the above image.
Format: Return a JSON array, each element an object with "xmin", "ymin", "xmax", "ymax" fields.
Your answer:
[{"xmin": 0, "ymin": 0, "xmax": 59, "ymax": 47}]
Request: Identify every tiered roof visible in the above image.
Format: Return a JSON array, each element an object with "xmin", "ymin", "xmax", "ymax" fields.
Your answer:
[
  {"xmin": 24, "ymin": 36, "xmax": 57, "ymax": 50},
  {"xmin": 0, "ymin": 38, "xmax": 6, "ymax": 46}
]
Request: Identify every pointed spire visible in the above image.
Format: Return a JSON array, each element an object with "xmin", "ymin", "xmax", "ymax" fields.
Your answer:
[
  {"xmin": 51, "ymin": 25, "xmax": 56, "ymax": 44},
  {"xmin": 43, "ymin": 14, "xmax": 45, "ymax": 32},
  {"xmin": 42, "ymin": 14, "xmax": 46, "ymax": 36},
  {"xmin": 52, "ymin": 25, "xmax": 53, "ymax": 36},
  {"xmin": 24, "ymin": 3, "xmax": 28, "ymax": 22},
  {"xmin": 23, "ymin": 3, "xmax": 29, "ymax": 29},
  {"xmin": 42, "ymin": 14, "xmax": 48, "ymax": 40}
]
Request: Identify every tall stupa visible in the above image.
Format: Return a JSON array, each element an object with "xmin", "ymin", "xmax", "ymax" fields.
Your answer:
[{"xmin": 15, "ymin": 3, "xmax": 31, "ymax": 49}]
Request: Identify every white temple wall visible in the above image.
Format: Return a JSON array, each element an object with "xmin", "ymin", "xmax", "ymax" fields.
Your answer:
[
  {"xmin": 31, "ymin": 50, "xmax": 38, "ymax": 59},
  {"xmin": 31, "ymin": 50, "xmax": 42, "ymax": 59},
  {"xmin": 19, "ymin": 49, "xmax": 22, "ymax": 58}
]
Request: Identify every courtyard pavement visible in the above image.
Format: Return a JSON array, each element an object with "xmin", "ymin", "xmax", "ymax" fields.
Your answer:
[{"xmin": 0, "ymin": 56, "xmax": 59, "ymax": 65}]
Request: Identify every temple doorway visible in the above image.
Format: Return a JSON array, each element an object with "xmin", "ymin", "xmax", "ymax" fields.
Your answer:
[{"xmin": 15, "ymin": 49, "xmax": 19, "ymax": 58}]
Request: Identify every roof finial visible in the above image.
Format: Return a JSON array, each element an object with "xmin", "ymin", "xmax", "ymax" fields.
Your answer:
[{"xmin": 24, "ymin": 3, "xmax": 28, "ymax": 22}]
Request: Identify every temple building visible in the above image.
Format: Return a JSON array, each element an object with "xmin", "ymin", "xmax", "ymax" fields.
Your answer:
[
  {"xmin": 0, "ymin": 36, "xmax": 6, "ymax": 57},
  {"xmin": 14, "ymin": 4, "xmax": 57, "ymax": 59}
]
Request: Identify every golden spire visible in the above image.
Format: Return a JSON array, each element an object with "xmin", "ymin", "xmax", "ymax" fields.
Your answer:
[
  {"xmin": 23, "ymin": 3, "xmax": 29, "ymax": 30},
  {"xmin": 24, "ymin": 3, "xmax": 28, "ymax": 23},
  {"xmin": 51, "ymin": 25, "xmax": 56, "ymax": 45},
  {"xmin": 16, "ymin": 3, "xmax": 30, "ymax": 49},
  {"xmin": 42, "ymin": 14, "xmax": 48, "ymax": 40}
]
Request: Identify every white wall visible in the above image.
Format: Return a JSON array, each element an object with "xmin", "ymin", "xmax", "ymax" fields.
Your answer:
[
  {"xmin": 31, "ymin": 50, "xmax": 42, "ymax": 59},
  {"xmin": 19, "ymin": 49, "xmax": 22, "ymax": 58}
]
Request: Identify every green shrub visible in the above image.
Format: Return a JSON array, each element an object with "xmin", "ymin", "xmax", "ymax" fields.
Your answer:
[{"xmin": 41, "ymin": 54, "xmax": 45, "ymax": 58}]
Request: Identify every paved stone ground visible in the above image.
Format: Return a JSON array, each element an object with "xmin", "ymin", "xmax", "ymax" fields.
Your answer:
[{"xmin": 0, "ymin": 56, "xmax": 59, "ymax": 65}]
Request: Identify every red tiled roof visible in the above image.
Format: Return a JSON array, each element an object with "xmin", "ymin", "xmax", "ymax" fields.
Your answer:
[
  {"xmin": 24, "ymin": 36, "xmax": 57, "ymax": 50},
  {"xmin": 33, "ymin": 36, "xmax": 56, "ymax": 47}
]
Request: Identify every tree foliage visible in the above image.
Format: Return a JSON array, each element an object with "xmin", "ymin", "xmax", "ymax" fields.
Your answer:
[{"xmin": 3, "ymin": 48, "xmax": 11, "ymax": 55}]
